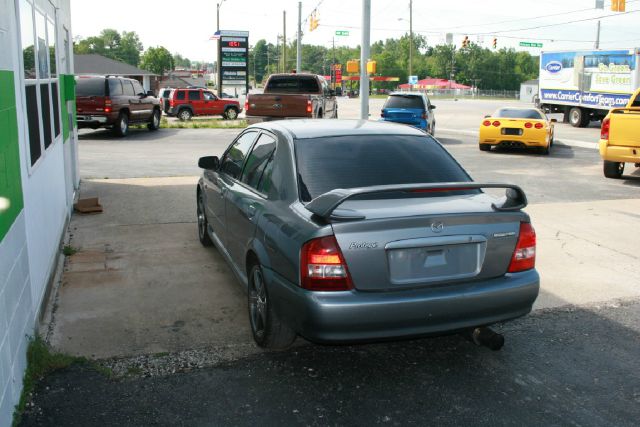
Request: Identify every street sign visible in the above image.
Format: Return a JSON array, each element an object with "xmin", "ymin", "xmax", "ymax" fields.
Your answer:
[
  {"xmin": 335, "ymin": 30, "xmax": 349, "ymax": 36},
  {"xmin": 408, "ymin": 75, "xmax": 418, "ymax": 85},
  {"xmin": 520, "ymin": 41, "xmax": 543, "ymax": 48}
]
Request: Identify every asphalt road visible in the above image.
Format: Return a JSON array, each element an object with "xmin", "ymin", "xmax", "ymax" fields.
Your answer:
[
  {"xmin": 21, "ymin": 300, "xmax": 640, "ymax": 426},
  {"xmin": 23, "ymin": 98, "xmax": 639, "ymax": 426}
]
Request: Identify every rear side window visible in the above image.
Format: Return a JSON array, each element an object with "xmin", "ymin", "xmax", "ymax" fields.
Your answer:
[
  {"xmin": 221, "ymin": 131, "xmax": 258, "ymax": 179},
  {"xmin": 176, "ymin": 90, "xmax": 186, "ymax": 100},
  {"xmin": 631, "ymin": 93, "xmax": 640, "ymax": 107},
  {"xmin": 494, "ymin": 108, "xmax": 543, "ymax": 119},
  {"xmin": 266, "ymin": 76, "xmax": 319, "ymax": 93},
  {"xmin": 295, "ymin": 135, "xmax": 472, "ymax": 201},
  {"xmin": 384, "ymin": 95, "xmax": 424, "ymax": 109},
  {"xmin": 108, "ymin": 79, "xmax": 123, "ymax": 96},
  {"xmin": 76, "ymin": 78, "xmax": 106, "ymax": 96},
  {"xmin": 241, "ymin": 133, "xmax": 276, "ymax": 190},
  {"xmin": 188, "ymin": 90, "xmax": 201, "ymax": 101}
]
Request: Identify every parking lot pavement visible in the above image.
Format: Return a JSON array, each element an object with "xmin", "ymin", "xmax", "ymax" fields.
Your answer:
[
  {"xmin": 22, "ymin": 299, "xmax": 640, "ymax": 426},
  {"xmin": 31, "ymin": 102, "xmax": 639, "ymax": 425}
]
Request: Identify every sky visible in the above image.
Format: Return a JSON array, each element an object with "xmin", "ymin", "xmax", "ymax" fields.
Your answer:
[{"xmin": 70, "ymin": 0, "xmax": 640, "ymax": 64}]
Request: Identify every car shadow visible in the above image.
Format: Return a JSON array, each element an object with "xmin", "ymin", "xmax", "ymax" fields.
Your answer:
[
  {"xmin": 489, "ymin": 143, "xmax": 575, "ymax": 159},
  {"xmin": 78, "ymin": 128, "xmax": 192, "ymax": 141},
  {"xmin": 435, "ymin": 137, "xmax": 464, "ymax": 145}
]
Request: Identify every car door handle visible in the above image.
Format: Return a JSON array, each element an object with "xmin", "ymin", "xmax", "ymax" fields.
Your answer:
[{"xmin": 247, "ymin": 204, "xmax": 257, "ymax": 220}]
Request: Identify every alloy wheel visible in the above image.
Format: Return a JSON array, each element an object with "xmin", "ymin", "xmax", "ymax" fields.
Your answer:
[
  {"xmin": 197, "ymin": 194, "xmax": 206, "ymax": 239},
  {"xmin": 249, "ymin": 267, "xmax": 267, "ymax": 339}
]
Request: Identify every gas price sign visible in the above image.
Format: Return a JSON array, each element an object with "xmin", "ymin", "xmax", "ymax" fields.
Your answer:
[{"xmin": 217, "ymin": 30, "xmax": 249, "ymax": 93}]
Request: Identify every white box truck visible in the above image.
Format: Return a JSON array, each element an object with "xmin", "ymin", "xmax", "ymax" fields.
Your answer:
[{"xmin": 538, "ymin": 48, "xmax": 640, "ymax": 127}]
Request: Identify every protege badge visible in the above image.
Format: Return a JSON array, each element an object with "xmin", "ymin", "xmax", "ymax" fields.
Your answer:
[{"xmin": 349, "ymin": 242, "xmax": 378, "ymax": 249}]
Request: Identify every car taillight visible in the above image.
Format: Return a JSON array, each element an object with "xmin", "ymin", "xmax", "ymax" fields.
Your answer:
[
  {"xmin": 300, "ymin": 235, "xmax": 353, "ymax": 291},
  {"xmin": 601, "ymin": 117, "xmax": 610, "ymax": 140},
  {"xmin": 524, "ymin": 122, "xmax": 533, "ymax": 128},
  {"xmin": 482, "ymin": 120, "xmax": 491, "ymax": 126},
  {"xmin": 534, "ymin": 122, "xmax": 544, "ymax": 129},
  {"xmin": 508, "ymin": 222, "xmax": 536, "ymax": 273},
  {"xmin": 169, "ymin": 98, "xmax": 174, "ymax": 107},
  {"xmin": 421, "ymin": 112, "xmax": 427, "ymax": 119},
  {"xmin": 306, "ymin": 100, "xmax": 312, "ymax": 114},
  {"xmin": 381, "ymin": 110, "xmax": 385, "ymax": 117},
  {"xmin": 104, "ymin": 97, "xmax": 112, "ymax": 113},
  {"xmin": 244, "ymin": 100, "xmax": 249, "ymax": 112},
  {"xmin": 492, "ymin": 120, "xmax": 501, "ymax": 127}
]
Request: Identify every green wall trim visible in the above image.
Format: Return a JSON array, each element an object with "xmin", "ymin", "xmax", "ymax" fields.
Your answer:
[
  {"xmin": 59, "ymin": 74, "xmax": 76, "ymax": 142},
  {"xmin": 0, "ymin": 70, "xmax": 24, "ymax": 240},
  {"xmin": 59, "ymin": 76, "xmax": 69, "ymax": 140}
]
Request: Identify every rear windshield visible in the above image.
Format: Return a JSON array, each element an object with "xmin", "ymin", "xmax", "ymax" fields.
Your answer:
[
  {"xmin": 384, "ymin": 95, "xmax": 424, "ymax": 109},
  {"xmin": 494, "ymin": 108, "xmax": 543, "ymax": 119},
  {"xmin": 295, "ymin": 135, "xmax": 472, "ymax": 202},
  {"xmin": 76, "ymin": 78, "xmax": 106, "ymax": 97},
  {"xmin": 266, "ymin": 76, "xmax": 319, "ymax": 93}
]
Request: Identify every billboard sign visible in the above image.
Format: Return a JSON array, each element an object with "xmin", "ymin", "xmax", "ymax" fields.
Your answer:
[{"xmin": 217, "ymin": 30, "xmax": 249, "ymax": 94}]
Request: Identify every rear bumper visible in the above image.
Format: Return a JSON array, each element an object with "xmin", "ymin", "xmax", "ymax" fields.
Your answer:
[
  {"xmin": 76, "ymin": 114, "xmax": 109, "ymax": 128},
  {"xmin": 380, "ymin": 117, "xmax": 426, "ymax": 129},
  {"xmin": 599, "ymin": 139, "xmax": 640, "ymax": 163},
  {"xmin": 267, "ymin": 269, "xmax": 540, "ymax": 343}
]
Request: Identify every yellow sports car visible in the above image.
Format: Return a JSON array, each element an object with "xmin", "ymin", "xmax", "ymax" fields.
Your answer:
[{"xmin": 479, "ymin": 107, "xmax": 556, "ymax": 154}]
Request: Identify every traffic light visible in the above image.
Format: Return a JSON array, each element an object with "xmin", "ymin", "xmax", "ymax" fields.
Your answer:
[
  {"xmin": 309, "ymin": 10, "xmax": 319, "ymax": 31},
  {"xmin": 611, "ymin": 0, "xmax": 626, "ymax": 12},
  {"xmin": 492, "ymin": 37, "xmax": 497, "ymax": 49},
  {"xmin": 462, "ymin": 36, "xmax": 469, "ymax": 48},
  {"xmin": 346, "ymin": 60, "xmax": 359, "ymax": 74},
  {"xmin": 366, "ymin": 60, "xmax": 377, "ymax": 74}
]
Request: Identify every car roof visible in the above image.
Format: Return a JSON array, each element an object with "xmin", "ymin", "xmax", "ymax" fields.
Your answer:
[{"xmin": 252, "ymin": 119, "xmax": 428, "ymax": 139}]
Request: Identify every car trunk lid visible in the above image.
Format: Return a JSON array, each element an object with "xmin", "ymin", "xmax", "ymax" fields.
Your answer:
[
  {"xmin": 608, "ymin": 108, "xmax": 640, "ymax": 147},
  {"xmin": 328, "ymin": 194, "xmax": 524, "ymax": 291}
]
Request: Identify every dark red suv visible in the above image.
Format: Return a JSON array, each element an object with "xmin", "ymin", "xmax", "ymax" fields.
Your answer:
[
  {"xmin": 76, "ymin": 76, "xmax": 161, "ymax": 137},
  {"xmin": 167, "ymin": 88, "xmax": 242, "ymax": 121}
]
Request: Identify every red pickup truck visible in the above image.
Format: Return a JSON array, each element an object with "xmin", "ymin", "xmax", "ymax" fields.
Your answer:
[{"xmin": 245, "ymin": 74, "xmax": 338, "ymax": 121}]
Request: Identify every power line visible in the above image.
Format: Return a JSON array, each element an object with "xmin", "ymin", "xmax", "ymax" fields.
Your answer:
[{"xmin": 425, "ymin": 0, "xmax": 640, "ymax": 32}]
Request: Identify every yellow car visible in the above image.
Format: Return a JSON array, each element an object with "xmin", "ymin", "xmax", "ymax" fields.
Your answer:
[
  {"xmin": 599, "ymin": 88, "xmax": 640, "ymax": 179},
  {"xmin": 479, "ymin": 107, "xmax": 556, "ymax": 154}
]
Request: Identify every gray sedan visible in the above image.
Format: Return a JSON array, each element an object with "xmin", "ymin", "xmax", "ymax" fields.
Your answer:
[{"xmin": 197, "ymin": 120, "xmax": 539, "ymax": 349}]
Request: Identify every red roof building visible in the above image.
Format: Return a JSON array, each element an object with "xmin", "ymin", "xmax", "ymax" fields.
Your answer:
[{"xmin": 398, "ymin": 78, "xmax": 472, "ymax": 90}]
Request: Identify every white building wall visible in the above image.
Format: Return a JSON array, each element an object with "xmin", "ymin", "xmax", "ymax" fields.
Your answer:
[{"xmin": 0, "ymin": 0, "xmax": 75, "ymax": 423}]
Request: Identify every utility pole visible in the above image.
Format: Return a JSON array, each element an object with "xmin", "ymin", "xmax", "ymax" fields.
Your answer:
[
  {"xmin": 297, "ymin": 2, "xmax": 302, "ymax": 72},
  {"xmin": 283, "ymin": 10, "xmax": 287, "ymax": 73},
  {"xmin": 409, "ymin": 0, "xmax": 413, "ymax": 77},
  {"xmin": 332, "ymin": 37, "xmax": 336, "ymax": 89},
  {"xmin": 595, "ymin": 20, "xmax": 601, "ymax": 49},
  {"xmin": 360, "ymin": 0, "xmax": 371, "ymax": 119}
]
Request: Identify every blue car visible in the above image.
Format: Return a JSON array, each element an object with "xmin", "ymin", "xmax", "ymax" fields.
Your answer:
[{"xmin": 380, "ymin": 92, "xmax": 436, "ymax": 135}]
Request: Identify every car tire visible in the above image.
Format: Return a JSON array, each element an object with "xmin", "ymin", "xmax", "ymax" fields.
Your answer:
[
  {"xmin": 479, "ymin": 144, "xmax": 491, "ymax": 151},
  {"xmin": 224, "ymin": 107, "xmax": 238, "ymax": 120},
  {"xmin": 540, "ymin": 144, "xmax": 550, "ymax": 155},
  {"xmin": 113, "ymin": 112, "xmax": 129, "ymax": 137},
  {"xmin": 248, "ymin": 262, "xmax": 296, "ymax": 350},
  {"xmin": 603, "ymin": 160, "xmax": 624, "ymax": 179},
  {"xmin": 178, "ymin": 108, "xmax": 193, "ymax": 121},
  {"xmin": 569, "ymin": 107, "xmax": 590, "ymax": 128},
  {"xmin": 317, "ymin": 110, "xmax": 323, "ymax": 119},
  {"xmin": 197, "ymin": 190, "xmax": 213, "ymax": 247},
  {"xmin": 148, "ymin": 109, "xmax": 161, "ymax": 131},
  {"xmin": 430, "ymin": 123, "xmax": 435, "ymax": 136}
]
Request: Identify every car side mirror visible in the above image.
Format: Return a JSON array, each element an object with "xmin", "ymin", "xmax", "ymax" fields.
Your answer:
[
  {"xmin": 198, "ymin": 156, "xmax": 220, "ymax": 170},
  {"xmin": 430, "ymin": 105, "xmax": 436, "ymax": 110},
  {"xmin": 550, "ymin": 118, "xmax": 558, "ymax": 123},
  {"xmin": 329, "ymin": 89, "xmax": 336, "ymax": 96},
  {"xmin": 146, "ymin": 90, "xmax": 154, "ymax": 97},
  {"xmin": 335, "ymin": 87, "xmax": 342, "ymax": 96}
]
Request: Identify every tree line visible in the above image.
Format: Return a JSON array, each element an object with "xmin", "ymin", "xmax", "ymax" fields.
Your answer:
[
  {"xmin": 74, "ymin": 29, "xmax": 204, "ymax": 77},
  {"xmin": 251, "ymin": 34, "xmax": 539, "ymax": 91}
]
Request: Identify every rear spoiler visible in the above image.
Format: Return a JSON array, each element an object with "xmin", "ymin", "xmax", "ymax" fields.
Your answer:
[{"xmin": 305, "ymin": 182, "xmax": 527, "ymax": 220}]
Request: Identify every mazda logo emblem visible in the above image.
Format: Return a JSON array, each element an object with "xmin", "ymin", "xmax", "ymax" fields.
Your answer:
[{"xmin": 431, "ymin": 222, "xmax": 444, "ymax": 233}]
